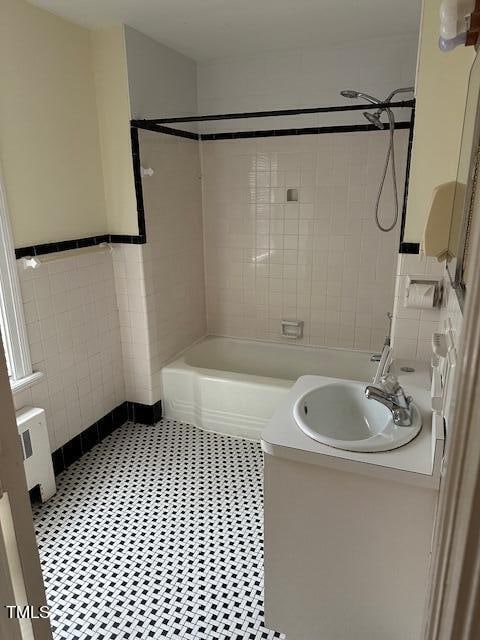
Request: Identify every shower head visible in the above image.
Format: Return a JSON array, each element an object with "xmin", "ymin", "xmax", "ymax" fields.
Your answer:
[
  {"xmin": 340, "ymin": 89, "xmax": 382, "ymax": 106},
  {"xmin": 341, "ymin": 89, "xmax": 386, "ymax": 127},
  {"xmin": 340, "ymin": 90, "xmax": 360, "ymax": 99},
  {"xmin": 363, "ymin": 111, "xmax": 384, "ymax": 129}
]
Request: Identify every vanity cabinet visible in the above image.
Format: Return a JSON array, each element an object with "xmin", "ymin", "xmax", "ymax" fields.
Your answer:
[
  {"xmin": 264, "ymin": 452, "xmax": 438, "ymax": 640},
  {"xmin": 262, "ymin": 371, "xmax": 443, "ymax": 640}
]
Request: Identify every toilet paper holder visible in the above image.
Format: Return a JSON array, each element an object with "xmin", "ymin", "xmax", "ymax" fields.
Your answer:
[{"xmin": 405, "ymin": 277, "xmax": 443, "ymax": 309}]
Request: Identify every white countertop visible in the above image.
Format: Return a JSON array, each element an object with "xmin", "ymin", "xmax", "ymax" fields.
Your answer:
[{"xmin": 261, "ymin": 362, "xmax": 444, "ymax": 489}]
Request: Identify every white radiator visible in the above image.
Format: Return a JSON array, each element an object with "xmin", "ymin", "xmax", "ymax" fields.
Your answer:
[{"xmin": 16, "ymin": 407, "xmax": 56, "ymax": 503}]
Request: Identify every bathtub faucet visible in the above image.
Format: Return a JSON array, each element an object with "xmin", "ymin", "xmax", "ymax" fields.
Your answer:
[
  {"xmin": 370, "ymin": 313, "xmax": 393, "ymax": 362},
  {"xmin": 365, "ymin": 375, "xmax": 413, "ymax": 427},
  {"xmin": 370, "ymin": 312, "xmax": 393, "ymax": 383}
]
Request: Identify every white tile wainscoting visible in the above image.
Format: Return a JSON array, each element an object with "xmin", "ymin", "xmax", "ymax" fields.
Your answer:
[
  {"xmin": 15, "ymin": 250, "xmax": 125, "ymax": 452},
  {"xmin": 390, "ymin": 252, "xmax": 464, "ymax": 428},
  {"xmin": 438, "ymin": 276, "xmax": 463, "ymax": 427},
  {"xmin": 391, "ymin": 253, "xmax": 452, "ymax": 361},
  {"xmin": 112, "ymin": 130, "xmax": 206, "ymax": 406},
  {"xmin": 13, "ymin": 131, "xmax": 206, "ymax": 450},
  {"xmin": 13, "ymin": 129, "xmax": 415, "ymax": 453},
  {"xmin": 201, "ymin": 130, "xmax": 408, "ymax": 352}
]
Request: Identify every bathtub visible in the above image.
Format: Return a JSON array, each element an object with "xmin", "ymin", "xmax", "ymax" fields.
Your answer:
[{"xmin": 162, "ymin": 336, "xmax": 377, "ymax": 440}]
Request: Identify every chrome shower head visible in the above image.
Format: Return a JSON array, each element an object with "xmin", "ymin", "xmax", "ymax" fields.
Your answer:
[
  {"xmin": 340, "ymin": 90, "xmax": 360, "ymax": 99},
  {"xmin": 340, "ymin": 89, "xmax": 382, "ymax": 105},
  {"xmin": 340, "ymin": 86, "xmax": 410, "ymax": 232},
  {"xmin": 363, "ymin": 111, "xmax": 384, "ymax": 129}
]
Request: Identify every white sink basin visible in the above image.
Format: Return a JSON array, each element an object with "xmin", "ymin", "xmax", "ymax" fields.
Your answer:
[{"xmin": 293, "ymin": 380, "xmax": 422, "ymax": 452}]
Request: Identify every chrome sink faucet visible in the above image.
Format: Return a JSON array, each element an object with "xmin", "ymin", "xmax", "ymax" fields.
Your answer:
[{"xmin": 365, "ymin": 375, "xmax": 413, "ymax": 427}]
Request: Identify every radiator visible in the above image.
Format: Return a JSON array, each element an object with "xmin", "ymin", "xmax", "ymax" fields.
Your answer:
[{"xmin": 16, "ymin": 407, "xmax": 56, "ymax": 503}]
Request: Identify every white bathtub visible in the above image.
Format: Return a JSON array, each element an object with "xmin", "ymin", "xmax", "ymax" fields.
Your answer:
[{"xmin": 162, "ymin": 336, "xmax": 377, "ymax": 440}]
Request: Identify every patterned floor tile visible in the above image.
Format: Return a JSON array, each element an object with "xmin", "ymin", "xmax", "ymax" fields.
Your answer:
[{"xmin": 33, "ymin": 420, "xmax": 285, "ymax": 640}]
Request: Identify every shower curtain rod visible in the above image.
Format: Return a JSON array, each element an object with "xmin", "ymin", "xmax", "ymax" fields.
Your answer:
[{"xmin": 139, "ymin": 99, "xmax": 415, "ymax": 125}]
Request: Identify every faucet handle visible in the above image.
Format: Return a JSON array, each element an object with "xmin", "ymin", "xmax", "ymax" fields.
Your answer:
[{"xmin": 380, "ymin": 374, "xmax": 401, "ymax": 395}]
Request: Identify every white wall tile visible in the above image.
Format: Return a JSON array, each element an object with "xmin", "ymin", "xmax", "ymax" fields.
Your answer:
[
  {"xmin": 202, "ymin": 130, "xmax": 408, "ymax": 351},
  {"xmin": 391, "ymin": 254, "xmax": 445, "ymax": 362},
  {"xmin": 15, "ymin": 251, "xmax": 125, "ymax": 451},
  {"xmin": 111, "ymin": 131, "xmax": 207, "ymax": 405}
]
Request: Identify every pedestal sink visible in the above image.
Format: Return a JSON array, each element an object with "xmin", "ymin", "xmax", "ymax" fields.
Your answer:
[{"xmin": 293, "ymin": 380, "xmax": 422, "ymax": 452}]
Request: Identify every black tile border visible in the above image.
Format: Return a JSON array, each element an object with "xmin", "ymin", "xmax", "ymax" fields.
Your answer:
[
  {"xmin": 15, "ymin": 128, "xmax": 148, "ymax": 260},
  {"xmin": 131, "ymin": 120, "xmax": 412, "ymax": 141},
  {"xmin": 398, "ymin": 108, "xmax": 419, "ymax": 255},
  {"xmin": 130, "ymin": 126, "xmax": 147, "ymax": 239},
  {"xmin": 133, "ymin": 120, "xmax": 199, "ymax": 140},
  {"xmin": 16, "ymin": 104, "xmax": 418, "ymax": 259},
  {"xmin": 28, "ymin": 485, "xmax": 42, "ymax": 504},
  {"xmin": 134, "ymin": 108, "xmax": 417, "ymax": 255},
  {"xmin": 15, "ymin": 235, "xmax": 109, "ymax": 259},
  {"xmin": 51, "ymin": 400, "xmax": 162, "ymax": 476},
  {"xmin": 199, "ymin": 121, "xmax": 411, "ymax": 140},
  {"xmin": 62, "ymin": 434, "xmax": 82, "ymax": 468},
  {"xmin": 399, "ymin": 242, "xmax": 421, "ymax": 254},
  {"xmin": 14, "ymin": 232, "xmax": 148, "ymax": 259},
  {"xmin": 126, "ymin": 399, "xmax": 163, "ymax": 425},
  {"xmin": 51, "ymin": 448, "xmax": 66, "ymax": 477},
  {"xmin": 140, "ymin": 99, "xmax": 415, "ymax": 125}
]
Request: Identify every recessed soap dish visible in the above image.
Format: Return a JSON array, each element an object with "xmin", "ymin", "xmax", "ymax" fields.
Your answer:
[{"xmin": 281, "ymin": 320, "xmax": 304, "ymax": 339}]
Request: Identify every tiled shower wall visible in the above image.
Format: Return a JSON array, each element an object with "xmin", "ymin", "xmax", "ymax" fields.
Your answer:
[
  {"xmin": 112, "ymin": 130, "xmax": 206, "ymax": 405},
  {"xmin": 201, "ymin": 130, "xmax": 408, "ymax": 351},
  {"xmin": 12, "ymin": 128, "xmax": 410, "ymax": 452},
  {"xmin": 14, "ymin": 251, "xmax": 125, "ymax": 451}
]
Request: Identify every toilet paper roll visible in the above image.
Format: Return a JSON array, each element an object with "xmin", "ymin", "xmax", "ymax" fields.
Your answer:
[{"xmin": 406, "ymin": 283, "xmax": 436, "ymax": 309}]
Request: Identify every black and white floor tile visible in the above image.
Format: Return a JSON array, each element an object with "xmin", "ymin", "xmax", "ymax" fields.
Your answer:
[{"xmin": 33, "ymin": 419, "xmax": 285, "ymax": 640}]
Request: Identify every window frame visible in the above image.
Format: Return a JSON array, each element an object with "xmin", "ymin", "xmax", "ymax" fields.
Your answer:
[{"xmin": 0, "ymin": 164, "xmax": 41, "ymax": 393}]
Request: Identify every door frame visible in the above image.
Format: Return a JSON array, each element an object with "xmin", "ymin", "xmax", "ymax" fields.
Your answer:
[
  {"xmin": 0, "ymin": 504, "xmax": 24, "ymax": 640},
  {"xmin": 423, "ymin": 165, "xmax": 480, "ymax": 638},
  {"xmin": 0, "ymin": 346, "xmax": 52, "ymax": 639}
]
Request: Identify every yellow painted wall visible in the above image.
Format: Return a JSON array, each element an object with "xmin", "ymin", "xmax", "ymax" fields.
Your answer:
[
  {"xmin": 404, "ymin": 0, "xmax": 475, "ymax": 242},
  {"xmin": 0, "ymin": 0, "xmax": 108, "ymax": 247},
  {"xmin": 91, "ymin": 27, "xmax": 138, "ymax": 236}
]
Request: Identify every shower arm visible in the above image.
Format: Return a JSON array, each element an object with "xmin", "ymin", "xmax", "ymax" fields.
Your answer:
[
  {"xmin": 339, "ymin": 85, "xmax": 413, "ymax": 233},
  {"xmin": 383, "ymin": 86, "xmax": 415, "ymax": 104},
  {"xmin": 371, "ymin": 87, "xmax": 415, "ymax": 121}
]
